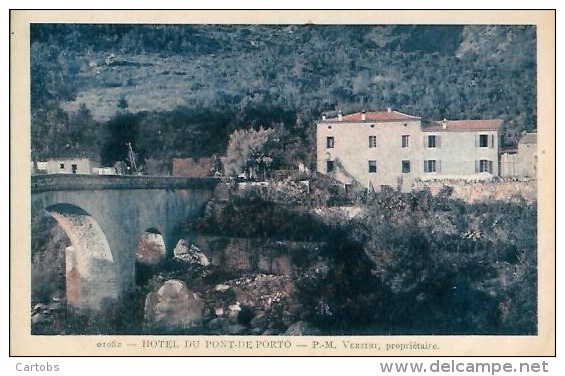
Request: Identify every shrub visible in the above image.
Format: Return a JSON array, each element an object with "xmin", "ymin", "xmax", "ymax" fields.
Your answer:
[{"xmin": 237, "ymin": 305, "xmax": 255, "ymax": 325}]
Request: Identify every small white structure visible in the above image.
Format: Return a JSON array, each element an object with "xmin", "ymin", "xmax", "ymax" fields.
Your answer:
[
  {"xmin": 298, "ymin": 162, "xmax": 310, "ymax": 174},
  {"xmin": 46, "ymin": 158, "xmax": 91, "ymax": 175},
  {"xmin": 31, "ymin": 161, "xmax": 48, "ymax": 174},
  {"xmin": 92, "ymin": 166, "xmax": 117, "ymax": 175}
]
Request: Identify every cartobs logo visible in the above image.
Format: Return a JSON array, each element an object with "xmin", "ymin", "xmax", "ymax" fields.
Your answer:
[{"xmin": 16, "ymin": 363, "xmax": 60, "ymax": 372}]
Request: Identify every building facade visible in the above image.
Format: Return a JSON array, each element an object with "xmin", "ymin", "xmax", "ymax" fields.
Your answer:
[
  {"xmin": 500, "ymin": 133, "xmax": 537, "ymax": 178},
  {"xmin": 516, "ymin": 133, "xmax": 537, "ymax": 178},
  {"xmin": 316, "ymin": 109, "xmax": 502, "ymax": 192},
  {"xmin": 171, "ymin": 156, "xmax": 223, "ymax": 177},
  {"xmin": 45, "ymin": 158, "xmax": 91, "ymax": 175},
  {"xmin": 172, "ymin": 157, "xmax": 213, "ymax": 177},
  {"xmin": 420, "ymin": 119, "xmax": 501, "ymax": 179}
]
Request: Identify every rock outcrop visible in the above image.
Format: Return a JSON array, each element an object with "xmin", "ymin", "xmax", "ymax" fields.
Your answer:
[
  {"xmin": 201, "ymin": 274, "xmax": 303, "ymax": 335},
  {"xmin": 189, "ymin": 235, "xmax": 307, "ymax": 275},
  {"xmin": 144, "ymin": 280, "xmax": 204, "ymax": 331},
  {"xmin": 173, "ymin": 240, "xmax": 210, "ymax": 267},
  {"xmin": 31, "ymin": 300, "xmax": 65, "ymax": 334},
  {"xmin": 136, "ymin": 232, "xmax": 166, "ymax": 265}
]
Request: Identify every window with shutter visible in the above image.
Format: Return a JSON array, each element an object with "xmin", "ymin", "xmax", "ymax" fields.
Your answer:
[
  {"xmin": 368, "ymin": 136, "xmax": 377, "ymax": 148},
  {"xmin": 479, "ymin": 134, "xmax": 489, "ymax": 148},
  {"xmin": 427, "ymin": 135, "xmax": 437, "ymax": 148},
  {"xmin": 402, "ymin": 135, "xmax": 410, "ymax": 148},
  {"xmin": 479, "ymin": 159, "xmax": 492, "ymax": 173},
  {"xmin": 368, "ymin": 160, "xmax": 377, "ymax": 173},
  {"xmin": 424, "ymin": 160, "xmax": 436, "ymax": 173}
]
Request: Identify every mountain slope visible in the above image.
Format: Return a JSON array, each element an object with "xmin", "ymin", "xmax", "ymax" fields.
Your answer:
[{"xmin": 30, "ymin": 24, "xmax": 537, "ymax": 166}]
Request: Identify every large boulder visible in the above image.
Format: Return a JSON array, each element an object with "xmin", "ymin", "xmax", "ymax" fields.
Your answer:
[
  {"xmin": 144, "ymin": 280, "xmax": 204, "ymax": 331},
  {"xmin": 136, "ymin": 232, "xmax": 166, "ymax": 265},
  {"xmin": 173, "ymin": 240, "xmax": 210, "ymax": 267}
]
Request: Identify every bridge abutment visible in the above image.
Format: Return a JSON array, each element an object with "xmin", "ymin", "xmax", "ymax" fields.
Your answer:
[{"xmin": 49, "ymin": 207, "xmax": 119, "ymax": 311}]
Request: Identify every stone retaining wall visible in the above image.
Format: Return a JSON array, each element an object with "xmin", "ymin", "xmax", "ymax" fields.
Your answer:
[{"xmin": 414, "ymin": 178, "xmax": 537, "ymax": 203}]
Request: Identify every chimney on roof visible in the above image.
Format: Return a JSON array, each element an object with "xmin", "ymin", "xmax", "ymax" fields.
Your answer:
[
  {"xmin": 361, "ymin": 110, "xmax": 366, "ymax": 121},
  {"xmin": 337, "ymin": 110, "xmax": 342, "ymax": 122},
  {"xmin": 322, "ymin": 113, "xmax": 326, "ymax": 121},
  {"xmin": 387, "ymin": 107, "xmax": 392, "ymax": 113},
  {"xmin": 442, "ymin": 118, "xmax": 447, "ymax": 130}
]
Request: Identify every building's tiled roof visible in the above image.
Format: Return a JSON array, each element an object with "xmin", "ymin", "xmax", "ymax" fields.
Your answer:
[
  {"xmin": 519, "ymin": 133, "xmax": 537, "ymax": 145},
  {"xmin": 324, "ymin": 110, "xmax": 420, "ymax": 122},
  {"xmin": 423, "ymin": 119, "xmax": 503, "ymax": 132},
  {"xmin": 46, "ymin": 157, "xmax": 91, "ymax": 162}
]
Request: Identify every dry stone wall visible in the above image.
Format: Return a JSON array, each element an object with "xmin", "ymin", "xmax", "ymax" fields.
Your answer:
[
  {"xmin": 413, "ymin": 178, "xmax": 536, "ymax": 204},
  {"xmin": 187, "ymin": 235, "xmax": 319, "ymax": 276}
]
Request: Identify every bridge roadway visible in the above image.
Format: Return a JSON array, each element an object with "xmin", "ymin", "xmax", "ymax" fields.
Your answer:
[{"xmin": 31, "ymin": 174, "xmax": 219, "ymax": 311}]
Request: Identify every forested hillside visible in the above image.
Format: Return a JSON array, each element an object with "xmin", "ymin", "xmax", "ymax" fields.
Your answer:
[{"xmin": 30, "ymin": 24, "xmax": 536, "ymax": 169}]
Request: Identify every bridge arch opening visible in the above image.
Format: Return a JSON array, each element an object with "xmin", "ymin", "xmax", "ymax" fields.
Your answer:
[
  {"xmin": 31, "ymin": 214, "xmax": 69, "ymax": 306},
  {"xmin": 43, "ymin": 203, "xmax": 119, "ymax": 312}
]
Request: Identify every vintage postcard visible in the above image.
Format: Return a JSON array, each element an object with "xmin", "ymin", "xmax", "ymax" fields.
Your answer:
[{"xmin": 10, "ymin": 10, "xmax": 555, "ymax": 356}]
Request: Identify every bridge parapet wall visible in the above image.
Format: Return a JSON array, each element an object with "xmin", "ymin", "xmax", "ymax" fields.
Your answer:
[{"xmin": 31, "ymin": 175, "xmax": 219, "ymax": 193}]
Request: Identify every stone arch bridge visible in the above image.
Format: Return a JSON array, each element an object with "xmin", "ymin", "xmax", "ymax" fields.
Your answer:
[{"xmin": 31, "ymin": 175, "xmax": 218, "ymax": 311}]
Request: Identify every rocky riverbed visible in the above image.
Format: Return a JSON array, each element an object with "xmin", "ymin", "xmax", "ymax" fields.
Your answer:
[{"xmin": 139, "ymin": 237, "xmax": 321, "ymax": 335}]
